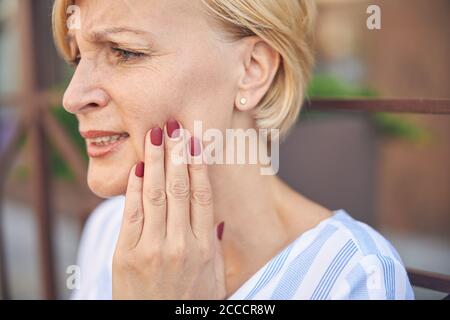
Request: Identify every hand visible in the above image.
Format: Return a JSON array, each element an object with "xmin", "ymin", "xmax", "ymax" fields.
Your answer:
[{"xmin": 112, "ymin": 119, "xmax": 226, "ymax": 299}]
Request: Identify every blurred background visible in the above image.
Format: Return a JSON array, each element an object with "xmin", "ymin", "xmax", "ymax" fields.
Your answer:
[{"xmin": 0, "ymin": 0, "xmax": 449, "ymax": 299}]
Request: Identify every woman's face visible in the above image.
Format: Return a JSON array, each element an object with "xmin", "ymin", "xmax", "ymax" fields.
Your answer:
[{"xmin": 64, "ymin": 0, "xmax": 241, "ymax": 197}]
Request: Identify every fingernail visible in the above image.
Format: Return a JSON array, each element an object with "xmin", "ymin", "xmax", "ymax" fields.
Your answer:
[
  {"xmin": 217, "ymin": 221, "xmax": 225, "ymax": 241},
  {"xmin": 190, "ymin": 136, "xmax": 201, "ymax": 157},
  {"xmin": 150, "ymin": 127, "xmax": 163, "ymax": 146},
  {"xmin": 135, "ymin": 161, "xmax": 145, "ymax": 177},
  {"xmin": 167, "ymin": 119, "xmax": 180, "ymax": 139}
]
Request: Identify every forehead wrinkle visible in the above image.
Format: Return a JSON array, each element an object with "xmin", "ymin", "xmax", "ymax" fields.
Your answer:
[
  {"xmin": 89, "ymin": 27, "xmax": 150, "ymax": 42},
  {"xmin": 73, "ymin": 0, "xmax": 153, "ymax": 42},
  {"xmin": 66, "ymin": 26, "xmax": 152, "ymax": 47}
]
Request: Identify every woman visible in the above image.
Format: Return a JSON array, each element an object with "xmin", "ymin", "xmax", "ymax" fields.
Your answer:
[{"xmin": 52, "ymin": 0, "xmax": 414, "ymax": 299}]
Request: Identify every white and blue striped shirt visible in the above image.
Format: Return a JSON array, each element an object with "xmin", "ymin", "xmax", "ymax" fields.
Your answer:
[{"xmin": 71, "ymin": 196, "xmax": 414, "ymax": 300}]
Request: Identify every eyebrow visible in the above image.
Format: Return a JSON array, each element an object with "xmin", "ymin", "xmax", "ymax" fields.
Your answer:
[{"xmin": 66, "ymin": 26, "xmax": 151, "ymax": 45}]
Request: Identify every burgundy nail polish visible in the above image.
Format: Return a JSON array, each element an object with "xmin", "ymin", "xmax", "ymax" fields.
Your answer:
[
  {"xmin": 150, "ymin": 127, "xmax": 163, "ymax": 146},
  {"xmin": 190, "ymin": 136, "xmax": 201, "ymax": 157},
  {"xmin": 217, "ymin": 221, "xmax": 225, "ymax": 241},
  {"xmin": 167, "ymin": 119, "xmax": 180, "ymax": 138},
  {"xmin": 135, "ymin": 161, "xmax": 145, "ymax": 177}
]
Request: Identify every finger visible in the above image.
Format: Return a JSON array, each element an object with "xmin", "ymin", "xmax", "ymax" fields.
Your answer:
[
  {"xmin": 188, "ymin": 136, "xmax": 214, "ymax": 240},
  {"xmin": 141, "ymin": 127, "xmax": 167, "ymax": 242},
  {"xmin": 164, "ymin": 119, "xmax": 191, "ymax": 238},
  {"xmin": 116, "ymin": 162, "xmax": 145, "ymax": 251}
]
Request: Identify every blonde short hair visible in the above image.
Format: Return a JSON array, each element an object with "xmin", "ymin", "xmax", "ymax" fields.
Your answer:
[{"xmin": 53, "ymin": 0, "xmax": 316, "ymax": 137}]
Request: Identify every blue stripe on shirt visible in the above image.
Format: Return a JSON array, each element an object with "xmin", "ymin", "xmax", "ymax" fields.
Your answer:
[
  {"xmin": 311, "ymin": 239, "xmax": 358, "ymax": 299},
  {"xmin": 377, "ymin": 255, "xmax": 396, "ymax": 299},
  {"xmin": 334, "ymin": 212, "xmax": 378, "ymax": 255},
  {"xmin": 270, "ymin": 224, "xmax": 338, "ymax": 299},
  {"xmin": 244, "ymin": 242, "xmax": 294, "ymax": 300},
  {"xmin": 346, "ymin": 262, "xmax": 369, "ymax": 299}
]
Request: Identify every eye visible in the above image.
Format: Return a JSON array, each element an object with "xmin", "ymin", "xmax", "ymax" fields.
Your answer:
[
  {"xmin": 70, "ymin": 55, "xmax": 81, "ymax": 67},
  {"xmin": 69, "ymin": 49, "xmax": 81, "ymax": 67},
  {"xmin": 111, "ymin": 47, "xmax": 145, "ymax": 63}
]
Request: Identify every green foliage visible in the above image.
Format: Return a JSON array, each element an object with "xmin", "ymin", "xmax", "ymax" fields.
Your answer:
[
  {"xmin": 305, "ymin": 74, "xmax": 429, "ymax": 142},
  {"xmin": 50, "ymin": 106, "xmax": 87, "ymax": 158},
  {"xmin": 48, "ymin": 106, "xmax": 88, "ymax": 181},
  {"xmin": 14, "ymin": 103, "xmax": 87, "ymax": 182},
  {"xmin": 372, "ymin": 113, "xmax": 431, "ymax": 143},
  {"xmin": 307, "ymin": 74, "xmax": 377, "ymax": 98}
]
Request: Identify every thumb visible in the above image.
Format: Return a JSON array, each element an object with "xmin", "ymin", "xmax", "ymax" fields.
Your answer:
[{"xmin": 213, "ymin": 221, "xmax": 227, "ymax": 299}]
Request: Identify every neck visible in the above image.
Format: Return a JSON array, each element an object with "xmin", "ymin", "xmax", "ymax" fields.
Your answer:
[{"xmin": 209, "ymin": 162, "xmax": 289, "ymax": 295}]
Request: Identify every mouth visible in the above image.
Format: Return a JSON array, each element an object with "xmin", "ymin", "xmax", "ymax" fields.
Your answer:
[{"xmin": 80, "ymin": 130, "xmax": 130, "ymax": 158}]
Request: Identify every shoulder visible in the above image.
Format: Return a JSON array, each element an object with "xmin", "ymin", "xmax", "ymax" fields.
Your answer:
[
  {"xmin": 329, "ymin": 210, "xmax": 402, "ymax": 259},
  {"xmin": 323, "ymin": 210, "xmax": 414, "ymax": 299},
  {"xmin": 85, "ymin": 196, "xmax": 126, "ymax": 229},
  {"xmin": 71, "ymin": 196, "xmax": 125, "ymax": 299},
  {"xmin": 78, "ymin": 196, "xmax": 125, "ymax": 255},
  {"xmin": 79, "ymin": 195, "xmax": 125, "ymax": 260},
  {"xmin": 270, "ymin": 210, "xmax": 414, "ymax": 300}
]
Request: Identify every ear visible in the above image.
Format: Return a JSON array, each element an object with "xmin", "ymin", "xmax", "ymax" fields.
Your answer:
[{"xmin": 235, "ymin": 37, "xmax": 280, "ymax": 112}]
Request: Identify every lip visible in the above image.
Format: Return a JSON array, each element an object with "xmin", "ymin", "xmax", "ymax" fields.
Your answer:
[
  {"xmin": 80, "ymin": 130, "xmax": 127, "ymax": 139},
  {"xmin": 80, "ymin": 130, "xmax": 129, "ymax": 158}
]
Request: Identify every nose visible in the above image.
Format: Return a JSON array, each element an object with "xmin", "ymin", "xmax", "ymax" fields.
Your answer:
[{"xmin": 62, "ymin": 60, "xmax": 110, "ymax": 114}]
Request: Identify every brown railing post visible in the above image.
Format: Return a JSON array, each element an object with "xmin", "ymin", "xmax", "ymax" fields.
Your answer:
[{"xmin": 18, "ymin": 0, "xmax": 56, "ymax": 299}]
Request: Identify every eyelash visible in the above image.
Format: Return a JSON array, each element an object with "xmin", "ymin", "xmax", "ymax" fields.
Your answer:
[
  {"xmin": 111, "ymin": 47, "xmax": 146, "ymax": 64},
  {"xmin": 69, "ymin": 47, "xmax": 146, "ymax": 67},
  {"xmin": 70, "ymin": 55, "xmax": 81, "ymax": 67}
]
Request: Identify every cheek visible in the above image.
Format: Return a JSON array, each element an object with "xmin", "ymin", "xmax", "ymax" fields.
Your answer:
[
  {"xmin": 138, "ymin": 50, "xmax": 236, "ymax": 133},
  {"xmin": 86, "ymin": 146, "xmax": 136, "ymax": 197},
  {"xmin": 108, "ymin": 57, "xmax": 234, "ymax": 141},
  {"xmin": 111, "ymin": 67, "xmax": 174, "ymax": 126},
  {"xmin": 86, "ymin": 47, "xmax": 235, "ymax": 198}
]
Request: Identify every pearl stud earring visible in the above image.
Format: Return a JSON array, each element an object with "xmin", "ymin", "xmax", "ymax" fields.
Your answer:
[{"xmin": 240, "ymin": 97, "xmax": 247, "ymax": 105}]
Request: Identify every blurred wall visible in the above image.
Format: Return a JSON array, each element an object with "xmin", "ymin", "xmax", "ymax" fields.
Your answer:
[
  {"xmin": 363, "ymin": 0, "xmax": 450, "ymax": 236},
  {"xmin": 315, "ymin": 0, "xmax": 450, "ymax": 239}
]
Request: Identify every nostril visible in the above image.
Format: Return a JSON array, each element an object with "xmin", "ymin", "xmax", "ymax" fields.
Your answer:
[
  {"xmin": 62, "ymin": 86, "xmax": 110, "ymax": 114},
  {"xmin": 84, "ymin": 102, "xmax": 102, "ymax": 110}
]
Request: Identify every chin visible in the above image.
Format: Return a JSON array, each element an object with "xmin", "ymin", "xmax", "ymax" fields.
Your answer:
[{"xmin": 87, "ymin": 163, "xmax": 129, "ymax": 198}]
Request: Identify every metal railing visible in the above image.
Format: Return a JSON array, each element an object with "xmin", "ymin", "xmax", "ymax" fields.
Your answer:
[
  {"xmin": 2, "ymin": 94, "xmax": 450, "ymax": 299},
  {"xmin": 0, "ymin": 0, "xmax": 99, "ymax": 299}
]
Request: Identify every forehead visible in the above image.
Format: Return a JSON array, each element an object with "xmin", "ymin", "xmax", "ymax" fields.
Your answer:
[{"xmin": 72, "ymin": 0, "xmax": 204, "ymax": 37}]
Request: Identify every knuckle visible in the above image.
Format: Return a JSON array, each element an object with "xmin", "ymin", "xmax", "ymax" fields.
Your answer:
[
  {"xmin": 140, "ymin": 247, "xmax": 162, "ymax": 265},
  {"xmin": 145, "ymin": 186, "xmax": 166, "ymax": 207},
  {"xmin": 191, "ymin": 187, "xmax": 213, "ymax": 207},
  {"xmin": 167, "ymin": 241, "xmax": 188, "ymax": 262},
  {"xmin": 113, "ymin": 250, "xmax": 137, "ymax": 272},
  {"xmin": 167, "ymin": 177, "xmax": 190, "ymax": 200},
  {"xmin": 189, "ymin": 163, "xmax": 207, "ymax": 172},
  {"xmin": 126, "ymin": 206, "xmax": 143, "ymax": 224}
]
